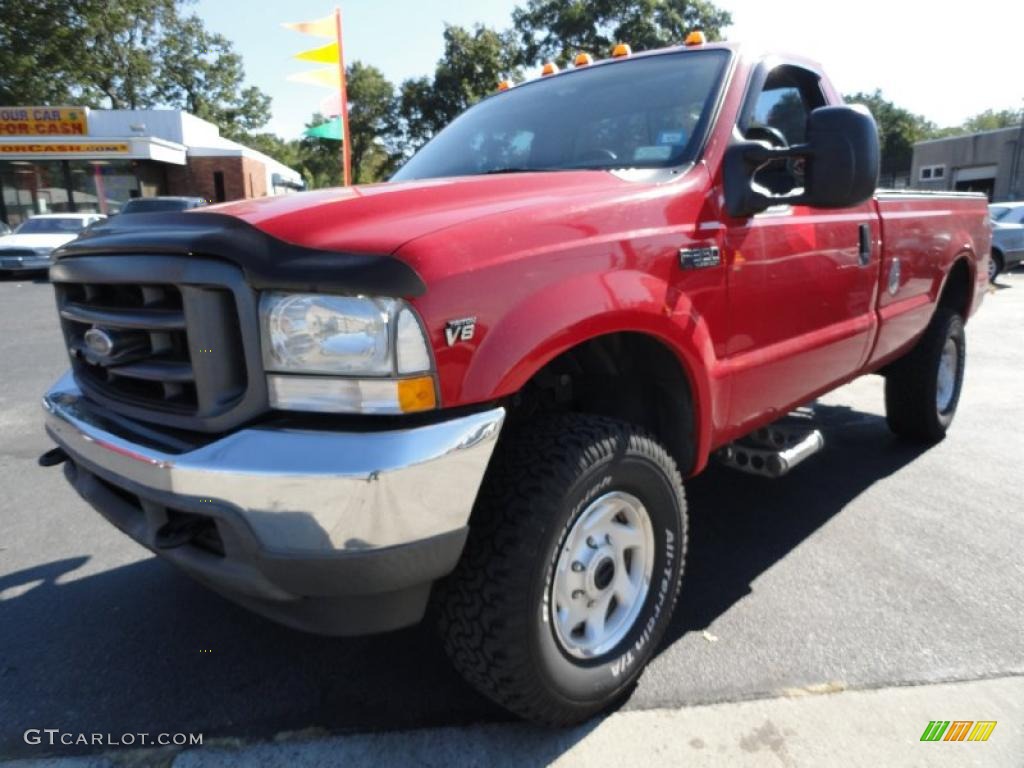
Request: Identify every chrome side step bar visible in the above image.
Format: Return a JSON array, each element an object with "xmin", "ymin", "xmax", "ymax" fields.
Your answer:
[{"xmin": 716, "ymin": 415, "xmax": 825, "ymax": 478}]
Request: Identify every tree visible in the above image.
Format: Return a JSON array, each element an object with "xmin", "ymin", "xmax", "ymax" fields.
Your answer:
[
  {"xmin": 510, "ymin": 0, "xmax": 732, "ymax": 67},
  {"xmin": 398, "ymin": 24, "xmax": 520, "ymax": 151},
  {"xmin": 156, "ymin": 13, "xmax": 272, "ymax": 140},
  {"xmin": 346, "ymin": 62, "xmax": 401, "ymax": 183},
  {"xmin": 844, "ymin": 90, "xmax": 936, "ymax": 178},
  {"xmin": 295, "ymin": 113, "xmax": 344, "ymax": 189},
  {"xmin": 0, "ymin": 1, "xmax": 92, "ymax": 104},
  {"xmin": 963, "ymin": 108, "xmax": 1021, "ymax": 133},
  {"xmin": 0, "ymin": 0, "xmax": 272, "ymax": 139},
  {"xmin": 74, "ymin": 0, "xmax": 176, "ymax": 109}
]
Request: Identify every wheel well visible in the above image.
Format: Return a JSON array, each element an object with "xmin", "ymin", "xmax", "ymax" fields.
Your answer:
[
  {"xmin": 939, "ymin": 257, "xmax": 972, "ymax": 318},
  {"xmin": 991, "ymin": 247, "xmax": 1004, "ymax": 266},
  {"xmin": 504, "ymin": 333, "xmax": 697, "ymax": 474}
]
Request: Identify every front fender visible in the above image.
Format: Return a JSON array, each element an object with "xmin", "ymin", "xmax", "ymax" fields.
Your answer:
[{"xmin": 458, "ymin": 269, "xmax": 720, "ymax": 473}]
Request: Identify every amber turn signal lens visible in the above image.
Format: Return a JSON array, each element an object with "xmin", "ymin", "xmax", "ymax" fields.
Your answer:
[
  {"xmin": 397, "ymin": 375, "xmax": 438, "ymax": 413},
  {"xmin": 611, "ymin": 43, "xmax": 632, "ymax": 58},
  {"xmin": 574, "ymin": 53, "xmax": 593, "ymax": 67}
]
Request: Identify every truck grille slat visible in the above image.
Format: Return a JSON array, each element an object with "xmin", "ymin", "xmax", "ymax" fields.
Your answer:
[
  {"xmin": 60, "ymin": 302, "xmax": 186, "ymax": 330},
  {"xmin": 107, "ymin": 360, "xmax": 195, "ymax": 383},
  {"xmin": 53, "ymin": 271, "xmax": 249, "ymax": 424}
]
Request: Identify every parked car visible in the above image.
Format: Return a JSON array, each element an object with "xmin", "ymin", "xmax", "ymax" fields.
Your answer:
[
  {"xmin": 0, "ymin": 213, "xmax": 105, "ymax": 273},
  {"xmin": 988, "ymin": 206, "xmax": 1024, "ymax": 281},
  {"xmin": 39, "ymin": 39, "xmax": 990, "ymax": 725},
  {"xmin": 119, "ymin": 196, "xmax": 207, "ymax": 215},
  {"xmin": 989, "ymin": 201, "xmax": 1024, "ymax": 226},
  {"xmin": 0, "ymin": 221, "xmax": 10, "ymax": 236}
]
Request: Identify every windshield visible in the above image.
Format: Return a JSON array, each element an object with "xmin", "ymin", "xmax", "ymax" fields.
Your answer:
[
  {"xmin": 393, "ymin": 50, "xmax": 730, "ymax": 181},
  {"xmin": 121, "ymin": 198, "xmax": 198, "ymax": 214},
  {"xmin": 14, "ymin": 218, "xmax": 87, "ymax": 234},
  {"xmin": 990, "ymin": 206, "xmax": 1009, "ymax": 221}
]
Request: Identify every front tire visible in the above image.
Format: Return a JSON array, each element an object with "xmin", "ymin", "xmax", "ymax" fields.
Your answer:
[
  {"xmin": 989, "ymin": 250, "xmax": 1003, "ymax": 283},
  {"xmin": 438, "ymin": 414, "xmax": 687, "ymax": 725},
  {"xmin": 884, "ymin": 308, "xmax": 965, "ymax": 442}
]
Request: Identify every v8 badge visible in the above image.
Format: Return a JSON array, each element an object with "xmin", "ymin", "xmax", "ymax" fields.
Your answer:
[{"xmin": 445, "ymin": 317, "xmax": 477, "ymax": 346}]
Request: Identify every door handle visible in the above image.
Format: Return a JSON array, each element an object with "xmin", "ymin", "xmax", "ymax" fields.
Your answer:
[{"xmin": 858, "ymin": 224, "xmax": 871, "ymax": 266}]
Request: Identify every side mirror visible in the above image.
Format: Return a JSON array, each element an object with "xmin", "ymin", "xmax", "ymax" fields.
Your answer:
[{"xmin": 723, "ymin": 105, "xmax": 880, "ymax": 218}]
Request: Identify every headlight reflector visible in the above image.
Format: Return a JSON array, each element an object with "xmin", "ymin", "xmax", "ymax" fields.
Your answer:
[
  {"xmin": 261, "ymin": 293, "xmax": 396, "ymax": 375},
  {"xmin": 260, "ymin": 292, "xmax": 437, "ymax": 414}
]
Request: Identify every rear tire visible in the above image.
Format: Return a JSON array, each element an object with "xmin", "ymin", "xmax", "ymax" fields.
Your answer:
[
  {"xmin": 438, "ymin": 414, "xmax": 687, "ymax": 725},
  {"xmin": 884, "ymin": 308, "xmax": 965, "ymax": 442}
]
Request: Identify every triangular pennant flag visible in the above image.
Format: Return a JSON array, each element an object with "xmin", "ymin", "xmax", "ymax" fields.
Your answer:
[
  {"xmin": 304, "ymin": 117, "xmax": 344, "ymax": 141},
  {"xmin": 282, "ymin": 14, "xmax": 336, "ymax": 38},
  {"xmin": 295, "ymin": 41, "xmax": 339, "ymax": 64},
  {"xmin": 287, "ymin": 67, "xmax": 341, "ymax": 89},
  {"xmin": 319, "ymin": 92, "xmax": 342, "ymax": 117}
]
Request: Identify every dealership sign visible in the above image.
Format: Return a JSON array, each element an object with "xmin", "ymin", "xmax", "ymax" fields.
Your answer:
[
  {"xmin": 0, "ymin": 142, "xmax": 129, "ymax": 156},
  {"xmin": 0, "ymin": 107, "xmax": 89, "ymax": 136}
]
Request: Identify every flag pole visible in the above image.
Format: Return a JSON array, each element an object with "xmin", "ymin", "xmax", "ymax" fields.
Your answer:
[{"xmin": 335, "ymin": 7, "xmax": 352, "ymax": 186}]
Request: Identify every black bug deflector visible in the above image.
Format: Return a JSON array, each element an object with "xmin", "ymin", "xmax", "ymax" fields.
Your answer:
[{"xmin": 54, "ymin": 211, "xmax": 426, "ymax": 297}]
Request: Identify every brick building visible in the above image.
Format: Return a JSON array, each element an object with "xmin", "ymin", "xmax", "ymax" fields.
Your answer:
[{"xmin": 0, "ymin": 107, "xmax": 304, "ymax": 227}]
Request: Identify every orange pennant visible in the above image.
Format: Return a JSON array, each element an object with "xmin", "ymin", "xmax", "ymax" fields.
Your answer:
[{"xmin": 282, "ymin": 14, "xmax": 336, "ymax": 38}]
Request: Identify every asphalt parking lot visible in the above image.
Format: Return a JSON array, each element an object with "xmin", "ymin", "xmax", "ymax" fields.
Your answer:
[{"xmin": 1, "ymin": 268, "xmax": 1022, "ymax": 762}]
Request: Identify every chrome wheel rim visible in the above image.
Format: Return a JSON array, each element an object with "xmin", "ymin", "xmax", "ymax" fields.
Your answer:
[
  {"xmin": 988, "ymin": 257, "xmax": 997, "ymax": 282},
  {"xmin": 936, "ymin": 337, "xmax": 959, "ymax": 413},
  {"xmin": 550, "ymin": 491, "xmax": 655, "ymax": 659}
]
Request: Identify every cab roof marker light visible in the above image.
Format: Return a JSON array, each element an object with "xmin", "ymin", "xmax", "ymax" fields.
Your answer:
[
  {"xmin": 497, "ymin": 80, "xmax": 512, "ymax": 91},
  {"xmin": 574, "ymin": 53, "xmax": 593, "ymax": 67},
  {"xmin": 611, "ymin": 43, "xmax": 632, "ymax": 58},
  {"xmin": 541, "ymin": 61, "xmax": 559, "ymax": 76},
  {"xmin": 684, "ymin": 31, "xmax": 707, "ymax": 46}
]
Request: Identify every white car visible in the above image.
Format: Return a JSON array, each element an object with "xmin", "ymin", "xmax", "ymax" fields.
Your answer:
[{"xmin": 0, "ymin": 213, "xmax": 106, "ymax": 273}]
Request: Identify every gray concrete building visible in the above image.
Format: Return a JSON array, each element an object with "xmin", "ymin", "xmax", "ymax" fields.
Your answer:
[{"xmin": 911, "ymin": 124, "xmax": 1024, "ymax": 201}]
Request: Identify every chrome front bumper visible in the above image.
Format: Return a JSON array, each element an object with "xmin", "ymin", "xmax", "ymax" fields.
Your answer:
[{"xmin": 42, "ymin": 372, "xmax": 505, "ymax": 634}]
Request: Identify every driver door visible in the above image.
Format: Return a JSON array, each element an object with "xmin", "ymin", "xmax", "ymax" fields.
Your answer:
[{"xmin": 721, "ymin": 64, "xmax": 880, "ymax": 433}]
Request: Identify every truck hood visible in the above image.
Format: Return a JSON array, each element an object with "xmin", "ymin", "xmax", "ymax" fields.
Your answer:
[
  {"xmin": 54, "ymin": 172, "xmax": 630, "ymax": 297},
  {"xmin": 206, "ymin": 172, "xmax": 627, "ymax": 254}
]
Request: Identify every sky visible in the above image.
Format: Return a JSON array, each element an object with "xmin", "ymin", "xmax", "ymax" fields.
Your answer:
[{"xmin": 194, "ymin": 0, "xmax": 1023, "ymax": 140}]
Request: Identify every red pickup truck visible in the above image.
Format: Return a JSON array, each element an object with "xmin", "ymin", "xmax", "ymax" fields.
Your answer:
[{"xmin": 41, "ymin": 40, "xmax": 989, "ymax": 725}]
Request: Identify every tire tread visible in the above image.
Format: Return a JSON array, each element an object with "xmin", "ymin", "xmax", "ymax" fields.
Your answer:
[{"xmin": 438, "ymin": 414, "xmax": 687, "ymax": 725}]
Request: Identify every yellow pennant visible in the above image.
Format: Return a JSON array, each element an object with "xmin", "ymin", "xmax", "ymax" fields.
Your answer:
[
  {"xmin": 286, "ymin": 67, "xmax": 341, "ymax": 88},
  {"xmin": 282, "ymin": 14, "xmax": 336, "ymax": 38},
  {"xmin": 294, "ymin": 41, "xmax": 339, "ymax": 64}
]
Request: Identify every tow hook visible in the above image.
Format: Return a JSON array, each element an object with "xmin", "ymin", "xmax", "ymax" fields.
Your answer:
[{"xmin": 38, "ymin": 446, "xmax": 68, "ymax": 467}]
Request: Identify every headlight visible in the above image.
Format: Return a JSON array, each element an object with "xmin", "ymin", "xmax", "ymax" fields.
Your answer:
[{"xmin": 260, "ymin": 292, "xmax": 437, "ymax": 414}]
